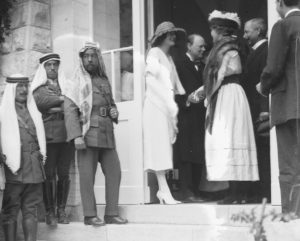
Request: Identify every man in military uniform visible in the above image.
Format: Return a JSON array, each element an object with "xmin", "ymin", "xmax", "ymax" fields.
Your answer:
[
  {"xmin": 1, "ymin": 74, "xmax": 46, "ymax": 241},
  {"xmin": 32, "ymin": 53, "xmax": 74, "ymax": 226},
  {"xmin": 64, "ymin": 42, "xmax": 127, "ymax": 226}
]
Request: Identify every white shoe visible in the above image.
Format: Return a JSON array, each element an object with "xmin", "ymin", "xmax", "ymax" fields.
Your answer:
[{"xmin": 156, "ymin": 191, "xmax": 181, "ymax": 205}]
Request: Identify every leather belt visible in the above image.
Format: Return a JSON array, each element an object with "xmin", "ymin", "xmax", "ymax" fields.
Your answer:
[
  {"xmin": 43, "ymin": 112, "xmax": 64, "ymax": 120},
  {"xmin": 51, "ymin": 112, "xmax": 64, "ymax": 120},
  {"xmin": 97, "ymin": 106, "xmax": 110, "ymax": 117}
]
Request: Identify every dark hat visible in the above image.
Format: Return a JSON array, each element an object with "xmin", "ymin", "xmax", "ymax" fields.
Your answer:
[
  {"xmin": 39, "ymin": 53, "xmax": 60, "ymax": 64},
  {"xmin": 6, "ymin": 74, "xmax": 29, "ymax": 83},
  {"xmin": 150, "ymin": 21, "xmax": 186, "ymax": 45}
]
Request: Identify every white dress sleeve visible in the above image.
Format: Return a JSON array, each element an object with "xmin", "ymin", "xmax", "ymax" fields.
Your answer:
[{"xmin": 217, "ymin": 50, "xmax": 242, "ymax": 82}]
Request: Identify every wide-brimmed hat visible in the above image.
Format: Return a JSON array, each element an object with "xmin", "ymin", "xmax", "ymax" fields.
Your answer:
[
  {"xmin": 150, "ymin": 21, "xmax": 186, "ymax": 46},
  {"xmin": 208, "ymin": 10, "xmax": 241, "ymax": 30}
]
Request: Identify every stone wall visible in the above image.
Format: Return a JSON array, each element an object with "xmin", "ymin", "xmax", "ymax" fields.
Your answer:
[{"xmin": 0, "ymin": 0, "xmax": 51, "ymax": 91}]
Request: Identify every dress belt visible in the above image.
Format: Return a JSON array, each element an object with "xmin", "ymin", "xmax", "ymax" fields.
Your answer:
[
  {"xmin": 206, "ymin": 74, "xmax": 242, "ymax": 133},
  {"xmin": 221, "ymin": 74, "xmax": 241, "ymax": 86}
]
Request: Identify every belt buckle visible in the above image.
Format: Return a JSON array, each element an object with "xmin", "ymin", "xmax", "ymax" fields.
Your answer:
[{"xmin": 100, "ymin": 107, "xmax": 107, "ymax": 117}]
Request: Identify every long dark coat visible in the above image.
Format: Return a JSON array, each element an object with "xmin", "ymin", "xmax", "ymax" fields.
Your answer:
[
  {"xmin": 261, "ymin": 11, "xmax": 300, "ymax": 126},
  {"xmin": 243, "ymin": 41, "xmax": 269, "ymax": 121},
  {"xmin": 174, "ymin": 55, "xmax": 206, "ymax": 165}
]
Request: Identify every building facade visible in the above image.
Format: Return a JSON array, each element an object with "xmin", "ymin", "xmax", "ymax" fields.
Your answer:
[{"xmin": 0, "ymin": 0, "xmax": 281, "ymax": 212}]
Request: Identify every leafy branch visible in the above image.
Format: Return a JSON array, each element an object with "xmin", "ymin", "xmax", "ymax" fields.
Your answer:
[{"xmin": 231, "ymin": 198, "xmax": 298, "ymax": 241}]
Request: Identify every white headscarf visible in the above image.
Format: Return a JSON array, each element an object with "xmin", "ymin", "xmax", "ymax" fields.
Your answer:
[
  {"xmin": 31, "ymin": 53, "xmax": 68, "ymax": 94},
  {"xmin": 64, "ymin": 41, "xmax": 108, "ymax": 137},
  {"xmin": 0, "ymin": 75, "xmax": 46, "ymax": 174}
]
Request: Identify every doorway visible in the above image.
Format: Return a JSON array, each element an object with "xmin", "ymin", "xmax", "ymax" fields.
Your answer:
[{"xmin": 145, "ymin": 0, "xmax": 270, "ymax": 204}]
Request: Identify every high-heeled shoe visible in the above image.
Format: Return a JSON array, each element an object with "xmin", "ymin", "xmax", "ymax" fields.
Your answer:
[{"xmin": 156, "ymin": 191, "xmax": 181, "ymax": 205}]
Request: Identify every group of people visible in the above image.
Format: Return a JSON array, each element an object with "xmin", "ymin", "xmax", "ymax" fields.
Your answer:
[
  {"xmin": 143, "ymin": 0, "xmax": 300, "ymax": 214},
  {"xmin": 0, "ymin": 0, "xmax": 299, "ymax": 240},
  {"xmin": 0, "ymin": 42, "xmax": 127, "ymax": 241}
]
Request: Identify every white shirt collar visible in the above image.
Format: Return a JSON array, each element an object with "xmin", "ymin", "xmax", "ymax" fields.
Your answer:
[
  {"xmin": 252, "ymin": 39, "xmax": 267, "ymax": 50},
  {"xmin": 186, "ymin": 52, "xmax": 194, "ymax": 62},
  {"xmin": 285, "ymin": 8, "xmax": 300, "ymax": 18}
]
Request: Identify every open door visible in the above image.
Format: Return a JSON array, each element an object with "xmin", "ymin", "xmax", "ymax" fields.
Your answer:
[{"xmin": 93, "ymin": 0, "xmax": 146, "ymax": 204}]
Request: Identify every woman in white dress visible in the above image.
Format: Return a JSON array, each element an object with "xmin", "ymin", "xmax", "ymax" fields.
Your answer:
[
  {"xmin": 203, "ymin": 11, "xmax": 259, "ymax": 204},
  {"xmin": 143, "ymin": 22, "xmax": 185, "ymax": 204}
]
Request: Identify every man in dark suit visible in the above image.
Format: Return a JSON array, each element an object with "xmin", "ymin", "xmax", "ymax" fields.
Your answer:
[
  {"xmin": 243, "ymin": 18, "xmax": 270, "ymax": 203},
  {"xmin": 258, "ymin": 0, "xmax": 300, "ymax": 215},
  {"xmin": 174, "ymin": 34, "xmax": 207, "ymax": 202}
]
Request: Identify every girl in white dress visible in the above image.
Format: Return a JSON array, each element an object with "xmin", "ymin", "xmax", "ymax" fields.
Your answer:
[
  {"xmin": 203, "ymin": 11, "xmax": 259, "ymax": 204},
  {"xmin": 143, "ymin": 22, "xmax": 185, "ymax": 204}
]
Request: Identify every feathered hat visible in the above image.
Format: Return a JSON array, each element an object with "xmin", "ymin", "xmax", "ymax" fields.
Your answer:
[{"xmin": 208, "ymin": 10, "xmax": 241, "ymax": 30}]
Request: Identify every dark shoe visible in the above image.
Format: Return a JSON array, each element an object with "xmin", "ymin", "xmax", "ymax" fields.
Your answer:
[
  {"xmin": 183, "ymin": 196, "xmax": 207, "ymax": 203},
  {"xmin": 43, "ymin": 179, "xmax": 57, "ymax": 227},
  {"xmin": 22, "ymin": 218, "xmax": 37, "ymax": 241},
  {"xmin": 104, "ymin": 215, "xmax": 128, "ymax": 224},
  {"xmin": 84, "ymin": 216, "xmax": 105, "ymax": 227},
  {"xmin": 218, "ymin": 196, "xmax": 238, "ymax": 205},
  {"xmin": 3, "ymin": 221, "xmax": 17, "ymax": 241},
  {"xmin": 45, "ymin": 212, "xmax": 57, "ymax": 227},
  {"xmin": 57, "ymin": 179, "xmax": 70, "ymax": 224},
  {"xmin": 57, "ymin": 208, "xmax": 69, "ymax": 224}
]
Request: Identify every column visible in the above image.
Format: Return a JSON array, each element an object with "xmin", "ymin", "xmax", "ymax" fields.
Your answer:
[
  {"xmin": 267, "ymin": 0, "xmax": 281, "ymax": 205},
  {"xmin": 0, "ymin": 0, "xmax": 51, "ymax": 85}
]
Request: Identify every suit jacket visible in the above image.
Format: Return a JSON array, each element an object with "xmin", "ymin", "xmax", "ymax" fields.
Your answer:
[
  {"xmin": 261, "ymin": 11, "xmax": 300, "ymax": 126},
  {"xmin": 243, "ymin": 41, "xmax": 269, "ymax": 121},
  {"xmin": 174, "ymin": 54, "xmax": 206, "ymax": 164}
]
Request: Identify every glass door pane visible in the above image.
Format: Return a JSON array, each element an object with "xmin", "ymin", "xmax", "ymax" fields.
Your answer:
[{"xmin": 93, "ymin": 0, "xmax": 133, "ymax": 103}]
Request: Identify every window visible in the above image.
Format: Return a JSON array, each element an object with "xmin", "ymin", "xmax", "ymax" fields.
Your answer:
[{"xmin": 94, "ymin": 0, "xmax": 134, "ymax": 102}]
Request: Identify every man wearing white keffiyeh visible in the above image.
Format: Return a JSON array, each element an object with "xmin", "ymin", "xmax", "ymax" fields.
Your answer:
[
  {"xmin": 0, "ymin": 74, "xmax": 46, "ymax": 241},
  {"xmin": 32, "ymin": 53, "xmax": 75, "ymax": 226},
  {"xmin": 64, "ymin": 41, "xmax": 127, "ymax": 226}
]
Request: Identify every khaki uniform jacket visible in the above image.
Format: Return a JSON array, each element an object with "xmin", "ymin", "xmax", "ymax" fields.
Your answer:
[
  {"xmin": 4, "ymin": 106, "xmax": 44, "ymax": 184},
  {"xmin": 34, "ymin": 83, "xmax": 67, "ymax": 143},
  {"xmin": 64, "ymin": 77, "xmax": 117, "ymax": 148}
]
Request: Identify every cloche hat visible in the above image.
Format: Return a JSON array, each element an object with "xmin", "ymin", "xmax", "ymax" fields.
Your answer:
[{"xmin": 150, "ymin": 21, "xmax": 186, "ymax": 45}]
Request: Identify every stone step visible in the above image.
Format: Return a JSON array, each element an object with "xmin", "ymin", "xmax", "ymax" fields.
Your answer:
[
  {"xmin": 37, "ymin": 222, "xmax": 255, "ymax": 241},
  {"xmin": 86, "ymin": 203, "xmax": 280, "ymax": 226}
]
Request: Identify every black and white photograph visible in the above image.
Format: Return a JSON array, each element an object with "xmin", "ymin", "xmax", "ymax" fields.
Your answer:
[{"xmin": 0, "ymin": 0, "xmax": 299, "ymax": 240}]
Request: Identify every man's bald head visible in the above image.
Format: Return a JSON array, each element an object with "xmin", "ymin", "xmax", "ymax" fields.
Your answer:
[
  {"xmin": 244, "ymin": 18, "xmax": 267, "ymax": 46},
  {"xmin": 187, "ymin": 34, "xmax": 206, "ymax": 61}
]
